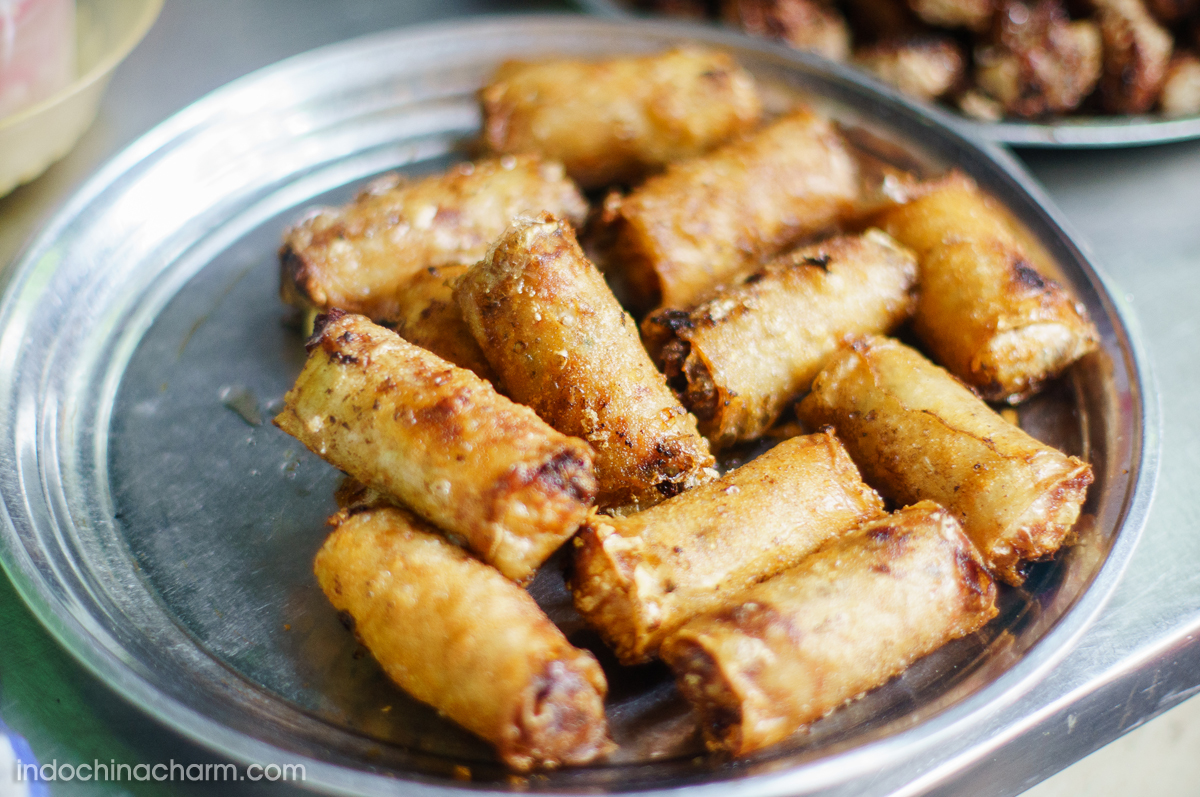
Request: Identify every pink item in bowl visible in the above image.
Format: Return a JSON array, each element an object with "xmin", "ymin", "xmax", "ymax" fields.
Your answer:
[{"xmin": 0, "ymin": 0, "xmax": 75, "ymax": 120}]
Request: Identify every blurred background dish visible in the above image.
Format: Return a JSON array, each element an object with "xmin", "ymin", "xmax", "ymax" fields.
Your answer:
[
  {"xmin": 0, "ymin": 0, "xmax": 162, "ymax": 197},
  {"xmin": 574, "ymin": 0, "xmax": 1200, "ymax": 146}
]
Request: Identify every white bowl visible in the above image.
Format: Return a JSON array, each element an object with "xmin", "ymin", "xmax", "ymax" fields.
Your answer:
[{"xmin": 0, "ymin": 0, "xmax": 162, "ymax": 197}]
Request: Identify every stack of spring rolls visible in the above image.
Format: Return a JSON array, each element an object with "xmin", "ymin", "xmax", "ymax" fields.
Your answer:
[{"xmin": 271, "ymin": 46, "xmax": 1099, "ymax": 771}]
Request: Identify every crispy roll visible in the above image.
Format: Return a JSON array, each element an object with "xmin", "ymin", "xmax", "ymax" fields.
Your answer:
[
  {"xmin": 605, "ymin": 108, "xmax": 860, "ymax": 312},
  {"xmin": 570, "ymin": 432, "xmax": 886, "ymax": 664},
  {"xmin": 280, "ymin": 156, "xmax": 587, "ymax": 320},
  {"xmin": 878, "ymin": 174, "xmax": 1099, "ymax": 402},
  {"xmin": 457, "ymin": 214, "xmax": 714, "ymax": 511},
  {"xmin": 974, "ymin": 0, "xmax": 1102, "ymax": 117},
  {"xmin": 391, "ymin": 265, "xmax": 496, "ymax": 382},
  {"xmin": 906, "ymin": 0, "xmax": 994, "ymax": 31},
  {"xmin": 1145, "ymin": 0, "xmax": 1197, "ymax": 23},
  {"xmin": 1160, "ymin": 51, "xmax": 1200, "ymax": 117},
  {"xmin": 853, "ymin": 37, "xmax": 967, "ymax": 101},
  {"xmin": 661, "ymin": 501, "xmax": 998, "ymax": 756},
  {"xmin": 480, "ymin": 48, "xmax": 762, "ymax": 189},
  {"xmin": 274, "ymin": 311, "xmax": 596, "ymax": 582},
  {"xmin": 316, "ymin": 506, "xmax": 612, "ymax": 771},
  {"xmin": 1092, "ymin": 0, "xmax": 1173, "ymax": 114},
  {"xmin": 798, "ymin": 336, "xmax": 1093, "ymax": 584},
  {"xmin": 722, "ymin": 0, "xmax": 854, "ymax": 61},
  {"xmin": 643, "ymin": 230, "xmax": 918, "ymax": 449}
]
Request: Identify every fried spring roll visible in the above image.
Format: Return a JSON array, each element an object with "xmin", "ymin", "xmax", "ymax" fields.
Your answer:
[
  {"xmin": 605, "ymin": 108, "xmax": 861, "ymax": 312},
  {"xmin": 316, "ymin": 506, "xmax": 613, "ymax": 771},
  {"xmin": 391, "ymin": 265, "xmax": 497, "ymax": 382},
  {"xmin": 280, "ymin": 156, "xmax": 587, "ymax": 320},
  {"xmin": 798, "ymin": 336, "xmax": 1093, "ymax": 584},
  {"xmin": 853, "ymin": 36, "xmax": 967, "ymax": 101},
  {"xmin": 274, "ymin": 311, "xmax": 597, "ymax": 582},
  {"xmin": 722, "ymin": 0, "xmax": 854, "ymax": 62},
  {"xmin": 480, "ymin": 48, "xmax": 762, "ymax": 189},
  {"xmin": 643, "ymin": 230, "xmax": 918, "ymax": 449},
  {"xmin": 660, "ymin": 501, "xmax": 997, "ymax": 756},
  {"xmin": 457, "ymin": 214, "xmax": 715, "ymax": 511},
  {"xmin": 878, "ymin": 174, "xmax": 1099, "ymax": 402},
  {"xmin": 570, "ymin": 432, "xmax": 886, "ymax": 664}
]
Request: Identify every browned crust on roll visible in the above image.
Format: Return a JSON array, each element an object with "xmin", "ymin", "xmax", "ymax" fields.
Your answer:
[
  {"xmin": 390, "ymin": 264, "xmax": 498, "ymax": 382},
  {"xmin": 315, "ymin": 506, "xmax": 613, "ymax": 770},
  {"xmin": 907, "ymin": 0, "xmax": 994, "ymax": 31},
  {"xmin": 480, "ymin": 47, "xmax": 762, "ymax": 189},
  {"xmin": 1093, "ymin": 0, "xmax": 1173, "ymax": 114},
  {"xmin": 604, "ymin": 107, "xmax": 860, "ymax": 312},
  {"xmin": 853, "ymin": 36, "xmax": 967, "ymax": 101},
  {"xmin": 1160, "ymin": 50, "xmax": 1200, "ymax": 116},
  {"xmin": 878, "ymin": 176, "xmax": 1099, "ymax": 402},
  {"xmin": 722, "ymin": 0, "xmax": 853, "ymax": 61},
  {"xmin": 973, "ymin": 0, "xmax": 1102, "ymax": 117},
  {"xmin": 456, "ymin": 213, "xmax": 715, "ymax": 511},
  {"xmin": 274, "ymin": 311, "xmax": 596, "ymax": 582},
  {"xmin": 798, "ymin": 335, "xmax": 1093, "ymax": 584},
  {"xmin": 569, "ymin": 431, "xmax": 886, "ymax": 664},
  {"xmin": 279, "ymin": 157, "xmax": 587, "ymax": 320},
  {"xmin": 661, "ymin": 501, "xmax": 998, "ymax": 756},
  {"xmin": 643, "ymin": 229, "xmax": 919, "ymax": 449}
]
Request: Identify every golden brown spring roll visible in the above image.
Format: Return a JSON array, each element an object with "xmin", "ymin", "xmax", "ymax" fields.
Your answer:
[
  {"xmin": 604, "ymin": 108, "xmax": 861, "ymax": 312},
  {"xmin": 661, "ymin": 501, "xmax": 997, "ymax": 756},
  {"xmin": 280, "ymin": 156, "xmax": 587, "ymax": 320},
  {"xmin": 480, "ymin": 47, "xmax": 762, "ymax": 189},
  {"xmin": 274, "ymin": 311, "xmax": 597, "ymax": 583},
  {"xmin": 456, "ymin": 213, "xmax": 715, "ymax": 511},
  {"xmin": 798, "ymin": 336, "xmax": 1093, "ymax": 584},
  {"xmin": 316, "ymin": 506, "xmax": 612, "ymax": 771},
  {"xmin": 878, "ymin": 174, "xmax": 1099, "ymax": 402},
  {"xmin": 390, "ymin": 265, "xmax": 497, "ymax": 382},
  {"xmin": 642, "ymin": 229, "xmax": 918, "ymax": 449},
  {"xmin": 569, "ymin": 431, "xmax": 886, "ymax": 664}
]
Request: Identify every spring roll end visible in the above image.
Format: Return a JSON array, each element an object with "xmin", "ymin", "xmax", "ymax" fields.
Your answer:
[
  {"xmin": 569, "ymin": 521, "xmax": 660, "ymax": 665},
  {"xmin": 661, "ymin": 637, "xmax": 749, "ymax": 755},
  {"xmin": 990, "ymin": 458, "xmax": 1094, "ymax": 585},
  {"xmin": 279, "ymin": 242, "xmax": 321, "ymax": 310},
  {"xmin": 967, "ymin": 322, "xmax": 1101, "ymax": 404},
  {"xmin": 488, "ymin": 443, "xmax": 600, "ymax": 583},
  {"xmin": 505, "ymin": 657, "xmax": 615, "ymax": 771}
]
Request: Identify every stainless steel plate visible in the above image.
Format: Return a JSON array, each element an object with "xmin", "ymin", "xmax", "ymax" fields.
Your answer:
[
  {"xmin": 0, "ymin": 15, "xmax": 1155, "ymax": 796},
  {"xmin": 576, "ymin": 0, "xmax": 1200, "ymax": 148}
]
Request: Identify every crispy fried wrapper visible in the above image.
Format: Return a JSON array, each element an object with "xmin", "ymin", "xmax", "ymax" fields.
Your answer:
[
  {"xmin": 973, "ymin": 0, "xmax": 1102, "ymax": 118},
  {"xmin": 643, "ymin": 229, "xmax": 918, "ymax": 449},
  {"xmin": 1092, "ymin": 0, "xmax": 1173, "ymax": 114},
  {"xmin": 798, "ymin": 335, "xmax": 1093, "ymax": 584},
  {"xmin": 390, "ymin": 264, "xmax": 497, "ymax": 382},
  {"xmin": 660, "ymin": 501, "xmax": 998, "ymax": 756},
  {"xmin": 279, "ymin": 156, "xmax": 587, "ymax": 320},
  {"xmin": 274, "ymin": 311, "xmax": 596, "ymax": 582},
  {"xmin": 722, "ymin": 0, "xmax": 853, "ymax": 61},
  {"xmin": 878, "ymin": 173, "xmax": 1099, "ymax": 402},
  {"xmin": 316, "ymin": 506, "xmax": 613, "ymax": 771},
  {"xmin": 569, "ymin": 432, "xmax": 886, "ymax": 664},
  {"xmin": 604, "ymin": 108, "xmax": 861, "ymax": 312},
  {"xmin": 457, "ymin": 214, "xmax": 715, "ymax": 512},
  {"xmin": 906, "ymin": 0, "xmax": 994, "ymax": 31},
  {"xmin": 480, "ymin": 47, "xmax": 762, "ymax": 189},
  {"xmin": 853, "ymin": 36, "xmax": 967, "ymax": 101}
]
